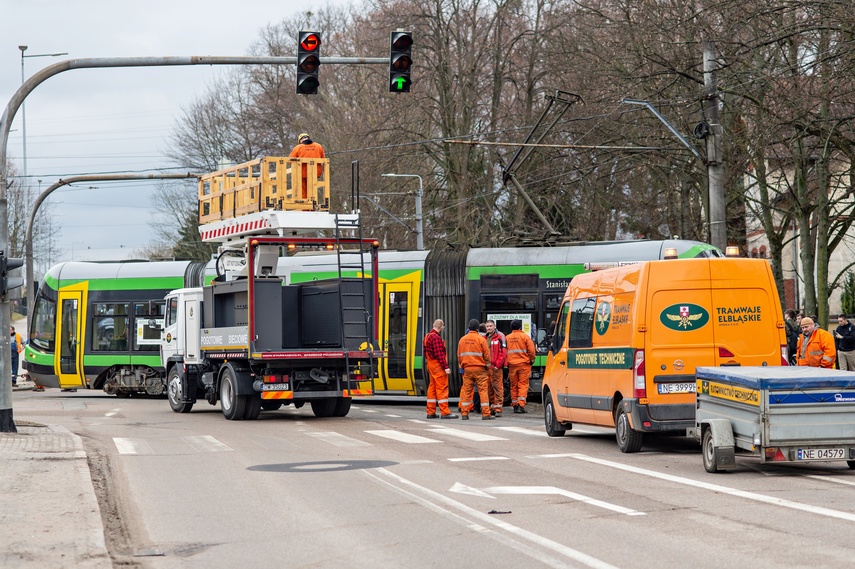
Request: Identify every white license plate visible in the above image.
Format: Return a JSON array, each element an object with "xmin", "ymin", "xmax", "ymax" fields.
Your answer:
[
  {"xmin": 657, "ymin": 382, "xmax": 696, "ymax": 394},
  {"xmin": 262, "ymin": 383, "xmax": 291, "ymax": 391},
  {"xmin": 796, "ymin": 448, "xmax": 845, "ymax": 460}
]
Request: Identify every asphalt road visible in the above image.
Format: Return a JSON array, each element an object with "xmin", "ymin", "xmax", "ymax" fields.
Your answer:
[{"xmin": 12, "ymin": 390, "xmax": 855, "ymax": 568}]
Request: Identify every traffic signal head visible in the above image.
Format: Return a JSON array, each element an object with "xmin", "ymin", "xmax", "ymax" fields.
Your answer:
[
  {"xmin": 389, "ymin": 31, "xmax": 412, "ymax": 93},
  {"xmin": 296, "ymin": 31, "xmax": 321, "ymax": 95},
  {"xmin": 0, "ymin": 252, "xmax": 24, "ymax": 296}
]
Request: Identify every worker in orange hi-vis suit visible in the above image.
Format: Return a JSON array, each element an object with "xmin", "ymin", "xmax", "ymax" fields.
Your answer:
[
  {"xmin": 506, "ymin": 319, "xmax": 535, "ymax": 413},
  {"xmin": 796, "ymin": 317, "xmax": 836, "ymax": 368},
  {"xmin": 423, "ymin": 319, "xmax": 459, "ymax": 419},
  {"xmin": 457, "ymin": 319, "xmax": 493, "ymax": 420},
  {"xmin": 289, "ymin": 132, "xmax": 325, "ymax": 199}
]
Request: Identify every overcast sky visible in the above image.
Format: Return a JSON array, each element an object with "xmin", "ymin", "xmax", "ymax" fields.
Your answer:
[{"xmin": 1, "ymin": 0, "xmax": 340, "ymax": 264}]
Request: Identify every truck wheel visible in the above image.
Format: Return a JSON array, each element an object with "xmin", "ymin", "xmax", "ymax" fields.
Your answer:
[
  {"xmin": 261, "ymin": 400, "xmax": 283, "ymax": 411},
  {"xmin": 219, "ymin": 369, "xmax": 246, "ymax": 420},
  {"xmin": 702, "ymin": 428, "xmax": 719, "ymax": 473},
  {"xmin": 333, "ymin": 397, "xmax": 352, "ymax": 417},
  {"xmin": 242, "ymin": 394, "xmax": 261, "ymax": 420},
  {"xmin": 167, "ymin": 368, "xmax": 193, "ymax": 413},
  {"xmin": 311, "ymin": 399, "xmax": 337, "ymax": 417},
  {"xmin": 544, "ymin": 390, "xmax": 566, "ymax": 437},
  {"xmin": 615, "ymin": 406, "xmax": 643, "ymax": 453}
]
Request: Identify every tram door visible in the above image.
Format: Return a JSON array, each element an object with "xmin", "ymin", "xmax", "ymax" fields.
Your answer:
[
  {"xmin": 56, "ymin": 291, "xmax": 85, "ymax": 388},
  {"xmin": 379, "ymin": 282, "xmax": 416, "ymax": 394}
]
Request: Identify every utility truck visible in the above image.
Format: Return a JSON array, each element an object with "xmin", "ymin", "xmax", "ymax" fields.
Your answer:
[{"xmin": 161, "ymin": 156, "xmax": 382, "ymax": 419}]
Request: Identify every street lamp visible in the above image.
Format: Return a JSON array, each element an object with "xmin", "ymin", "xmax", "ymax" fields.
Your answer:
[
  {"xmin": 380, "ymin": 173, "xmax": 423, "ymax": 250},
  {"xmin": 18, "ymin": 46, "xmax": 68, "ymax": 193}
]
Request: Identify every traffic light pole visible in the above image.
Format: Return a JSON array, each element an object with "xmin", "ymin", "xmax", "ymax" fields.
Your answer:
[{"xmin": 0, "ymin": 53, "xmax": 389, "ymax": 432}]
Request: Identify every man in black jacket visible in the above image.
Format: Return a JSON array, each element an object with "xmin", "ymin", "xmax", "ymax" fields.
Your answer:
[
  {"xmin": 834, "ymin": 314, "xmax": 855, "ymax": 370},
  {"xmin": 785, "ymin": 309, "xmax": 800, "ymax": 365}
]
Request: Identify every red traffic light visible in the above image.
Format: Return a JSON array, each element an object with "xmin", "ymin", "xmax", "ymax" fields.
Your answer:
[{"xmin": 300, "ymin": 33, "xmax": 321, "ymax": 52}]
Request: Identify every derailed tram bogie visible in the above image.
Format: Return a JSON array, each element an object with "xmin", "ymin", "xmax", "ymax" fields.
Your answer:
[{"xmin": 101, "ymin": 366, "xmax": 166, "ymax": 397}]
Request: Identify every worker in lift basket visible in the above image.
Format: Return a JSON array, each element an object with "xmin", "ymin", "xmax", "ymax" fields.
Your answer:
[{"xmin": 289, "ymin": 132, "xmax": 325, "ymax": 199}]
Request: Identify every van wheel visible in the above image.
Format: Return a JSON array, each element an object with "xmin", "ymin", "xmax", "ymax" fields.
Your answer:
[
  {"xmin": 167, "ymin": 368, "xmax": 193, "ymax": 413},
  {"xmin": 544, "ymin": 390, "xmax": 566, "ymax": 437},
  {"xmin": 615, "ymin": 407, "xmax": 643, "ymax": 453},
  {"xmin": 702, "ymin": 428, "xmax": 719, "ymax": 473},
  {"xmin": 219, "ymin": 369, "xmax": 245, "ymax": 420}
]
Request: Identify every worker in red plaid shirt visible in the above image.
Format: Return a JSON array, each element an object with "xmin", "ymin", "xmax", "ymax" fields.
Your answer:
[{"xmin": 424, "ymin": 319, "xmax": 459, "ymax": 419}]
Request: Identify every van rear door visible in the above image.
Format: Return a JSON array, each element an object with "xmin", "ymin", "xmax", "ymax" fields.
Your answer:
[
  {"xmin": 709, "ymin": 259, "xmax": 782, "ymax": 366},
  {"xmin": 645, "ymin": 260, "xmax": 714, "ymax": 406}
]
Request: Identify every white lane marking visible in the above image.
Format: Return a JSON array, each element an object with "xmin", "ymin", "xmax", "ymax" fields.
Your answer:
[
  {"xmin": 365, "ymin": 430, "xmax": 441, "ymax": 444},
  {"xmin": 385, "ymin": 414, "xmax": 402, "ymax": 418},
  {"xmin": 182, "ymin": 435, "xmax": 233, "ymax": 453},
  {"xmin": 369, "ymin": 468, "xmax": 620, "ymax": 569},
  {"xmin": 482, "ymin": 486, "xmax": 644, "ymax": 516},
  {"xmin": 307, "ymin": 431, "xmax": 373, "ymax": 447},
  {"xmin": 113, "ymin": 438, "xmax": 154, "ymax": 455},
  {"xmin": 805, "ymin": 474, "xmax": 855, "ymax": 487},
  {"xmin": 567, "ymin": 453, "xmax": 855, "ymax": 523},
  {"xmin": 448, "ymin": 456, "xmax": 510, "ymax": 463},
  {"xmin": 426, "ymin": 428, "xmax": 507, "ymax": 442},
  {"xmin": 361, "ymin": 409, "xmax": 378, "ymax": 413},
  {"xmin": 104, "ymin": 409, "xmax": 120, "ymax": 417},
  {"xmin": 496, "ymin": 426, "xmax": 549, "ymax": 437}
]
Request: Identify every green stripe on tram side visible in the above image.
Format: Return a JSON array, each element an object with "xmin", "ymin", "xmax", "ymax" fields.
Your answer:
[
  {"xmin": 289, "ymin": 267, "xmax": 419, "ymax": 283},
  {"xmin": 466, "ymin": 264, "xmax": 590, "ymax": 279},
  {"xmin": 49, "ymin": 275, "xmax": 188, "ymax": 291},
  {"xmin": 83, "ymin": 354, "xmax": 162, "ymax": 366},
  {"xmin": 679, "ymin": 243, "xmax": 719, "ymax": 258}
]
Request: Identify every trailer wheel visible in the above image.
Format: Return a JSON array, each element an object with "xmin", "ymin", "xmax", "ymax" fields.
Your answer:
[
  {"xmin": 702, "ymin": 428, "xmax": 719, "ymax": 473},
  {"xmin": 333, "ymin": 397, "xmax": 352, "ymax": 417},
  {"xmin": 615, "ymin": 407, "xmax": 643, "ymax": 453},
  {"xmin": 219, "ymin": 369, "xmax": 245, "ymax": 420},
  {"xmin": 311, "ymin": 399, "xmax": 337, "ymax": 417},
  {"xmin": 544, "ymin": 390, "xmax": 566, "ymax": 437},
  {"xmin": 261, "ymin": 400, "xmax": 283, "ymax": 411},
  {"xmin": 167, "ymin": 367, "xmax": 193, "ymax": 413}
]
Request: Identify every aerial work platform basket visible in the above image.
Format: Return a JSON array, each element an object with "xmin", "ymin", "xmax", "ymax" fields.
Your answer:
[{"xmin": 198, "ymin": 156, "xmax": 330, "ymax": 225}]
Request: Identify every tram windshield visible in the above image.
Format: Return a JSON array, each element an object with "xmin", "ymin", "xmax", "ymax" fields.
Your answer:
[{"xmin": 30, "ymin": 292, "xmax": 56, "ymax": 352}]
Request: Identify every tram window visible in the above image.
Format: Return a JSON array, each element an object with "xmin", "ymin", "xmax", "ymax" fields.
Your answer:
[
  {"xmin": 30, "ymin": 293, "xmax": 56, "ymax": 352},
  {"xmin": 544, "ymin": 293, "xmax": 562, "ymax": 310},
  {"xmin": 92, "ymin": 303, "xmax": 129, "ymax": 352},
  {"xmin": 569, "ymin": 297, "xmax": 595, "ymax": 348},
  {"xmin": 480, "ymin": 274, "xmax": 538, "ymax": 289},
  {"xmin": 481, "ymin": 294, "xmax": 537, "ymax": 312}
]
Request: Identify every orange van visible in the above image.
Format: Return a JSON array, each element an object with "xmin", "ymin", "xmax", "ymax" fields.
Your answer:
[{"xmin": 542, "ymin": 257, "xmax": 787, "ymax": 452}]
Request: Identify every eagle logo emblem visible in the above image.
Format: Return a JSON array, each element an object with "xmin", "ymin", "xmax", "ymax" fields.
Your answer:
[
  {"xmin": 595, "ymin": 302, "xmax": 611, "ymax": 335},
  {"xmin": 660, "ymin": 303, "xmax": 710, "ymax": 331}
]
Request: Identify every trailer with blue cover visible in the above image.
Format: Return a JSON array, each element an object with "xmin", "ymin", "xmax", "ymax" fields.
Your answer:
[{"xmin": 695, "ymin": 366, "xmax": 855, "ymax": 472}]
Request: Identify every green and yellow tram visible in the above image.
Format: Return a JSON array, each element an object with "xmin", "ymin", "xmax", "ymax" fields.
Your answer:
[{"xmin": 26, "ymin": 239, "xmax": 719, "ymax": 398}]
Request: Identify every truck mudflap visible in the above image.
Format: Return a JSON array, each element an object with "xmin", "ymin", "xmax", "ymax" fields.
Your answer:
[{"xmin": 623, "ymin": 399, "xmax": 695, "ymax": 433}]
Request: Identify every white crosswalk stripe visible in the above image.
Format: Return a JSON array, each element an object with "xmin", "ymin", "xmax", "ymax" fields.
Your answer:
[
  {"xmin": 495, "ymin": 426, "xmax": 549, "ymax": 437},
  {"xmin": 365, "ymin": 430, "xmax": 441, "ymax": 444},
  {"xmin": 307, "ymin": 431, "xmax": 373, "ymax": 447},
  {"xmin": 182, "ymin": 435, "xmax": 233, "ymax": 453},
  {"xmin": 426, "ymin": 427, "xmax": 508, "ymax": 442},
  {"xmin": 113, "ymin": 437, "xmax": 155, "ymax": 455}
]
